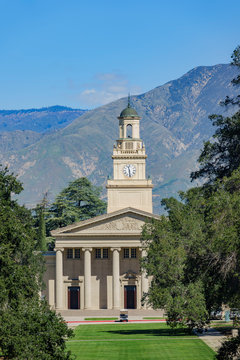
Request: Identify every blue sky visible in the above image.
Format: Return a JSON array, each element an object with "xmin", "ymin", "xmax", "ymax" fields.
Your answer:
[{"xmin": 0, "ymin": 0, "xmax": 239, "ymax": 109}]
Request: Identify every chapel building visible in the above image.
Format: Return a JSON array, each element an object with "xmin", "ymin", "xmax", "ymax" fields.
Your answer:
[{"xmin": 43, "ymin": 100, "xmax": 161, "ymax": 310}]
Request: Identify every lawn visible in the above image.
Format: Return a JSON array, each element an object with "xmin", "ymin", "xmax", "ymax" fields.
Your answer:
[
  {"xmin": 210, "ymin": 320, "xmax": 238, "ymax": 335},
  {"xmin": 67, "ymin": 323, "xmax": 215, "ymax": 359}
]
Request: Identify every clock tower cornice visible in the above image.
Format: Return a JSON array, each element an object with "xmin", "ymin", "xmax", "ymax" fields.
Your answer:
[{"xmin": 112, "ymin": 155, "xmax": 147, "ymax": 159}]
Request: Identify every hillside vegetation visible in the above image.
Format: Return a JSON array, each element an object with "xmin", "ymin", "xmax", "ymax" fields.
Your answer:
[{"xmin": 0, "ymin": 64, "xmax": 238, "ymax": 211}]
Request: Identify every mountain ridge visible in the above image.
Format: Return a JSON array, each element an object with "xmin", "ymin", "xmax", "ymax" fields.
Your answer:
[
  {"xmin": 0, "ymin": 105, "xmax": 87, "ymax": 133},
  {"xmin": 0, "ymin": 105, "xmax": 85, "ymax": 114},
  {"xmin": 1, "ymin": 63, "xmax": 239, "ymax": 212}
]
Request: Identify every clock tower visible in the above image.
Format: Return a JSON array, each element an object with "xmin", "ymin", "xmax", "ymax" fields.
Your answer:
[{"xmin": 107, "ymin": 98, "xmax": 153, "ymax": 213}]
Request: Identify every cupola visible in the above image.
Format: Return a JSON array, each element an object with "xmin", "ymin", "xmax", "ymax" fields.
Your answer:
[{"xmin": 118, "ymin": 96, "xmax": 140, "ymax": 119}]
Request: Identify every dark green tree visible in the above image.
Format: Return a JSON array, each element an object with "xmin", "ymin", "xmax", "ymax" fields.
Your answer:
[
  {"xmin": 190, "ymin": 111, "xmax": 240, "ymax": 182},
  {"xmin": 217, "ymin": 335, "xmax": 240, "ymax": 359},
  {"xmin": 191, "ymin": 45, "xmax": 240, "ymax": 183},
  {"xmin": 141, "ymin": 169, "xmax": 240, "ymax": 329},
  {"xmin": 46, "ymin": 177, "xmax": 106, "ymax": 234},
  {"xmin": 35, "ymin": 193, "xmax": 48, "ymax": 251},
  {"xmin": 222, "ymin": 44, "xmax": 240, "ymax": 105},
  {"xmin": 0, "ymin": 166, "xmax": 42, "ymax": 307},
  {"xmin": 141, "ymin": 214, "xmax": 208, "ymax": 331},
  {"xmin": 0, "ymin": 166, "xmax": 73, "ymax": 359},
  {"xmin": 0, "ymin": 298, "xmax": 73, "ymax": 360}
]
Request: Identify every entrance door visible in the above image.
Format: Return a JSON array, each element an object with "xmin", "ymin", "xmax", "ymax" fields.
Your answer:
[
  {"xmin": 68, "ymin": 287, "xmax": 80, "ymax": 309},
  {"xmin": 124, "ymin": 285, "xmax": 136, "ymax": 309}
]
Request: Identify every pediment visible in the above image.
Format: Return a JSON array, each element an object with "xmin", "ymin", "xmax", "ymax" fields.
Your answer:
[
  {"xmin": 51, "ymin": 207, "xmax": 161, "ymax": 237},
  {"xmin": 77, "ymin": 214, "xmax": 144, "ymax": 234}
]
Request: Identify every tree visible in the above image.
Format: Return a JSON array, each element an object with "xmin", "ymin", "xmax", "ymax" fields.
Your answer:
[
  {"xmin": 222, "ymin": 45, "xmax": 240, "ymax": 105},
  {"xmin": 190, "ymin": 111, "xmax": 240, "ymax": 182},
  {"xmin": 0, "ymin": 166, "xmax": 42, "ymax": 307},
  {"xmin": 0, "ymin": 299, "xmax": 73, "ymax": 360},
  {"xmin": 46, "ymin": 177, "xmax": 106, "ymax": 234},
  {"xmin": 141, "ymin": 215, "xmax": 208, "ymax": 331},
  {"xmin": 141, "ymin": 169, "xmax": 240, "ymax": 329},
  {"xmin": 34, "ymin": 193, "xmax": 48, "ymax": 251},
  {"xmin": 191, "ymin": 45, "xmax": 240, "ymax": 183},
  {"xmin": 217, "ymin": 335, "xmax": 240, "ymax": 360},
  {"xmin": 141, "ymin": 197, "xmax": 208, "ymax": 330},
  {"xmin": 0, "ymin": 166, "xmax": 73, "ymax": 359}
]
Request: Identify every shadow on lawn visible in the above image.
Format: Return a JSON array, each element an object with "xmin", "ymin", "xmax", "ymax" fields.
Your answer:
[{"xmin": 105, "ymin": 328, "xmax": 191, "ymax": 337}]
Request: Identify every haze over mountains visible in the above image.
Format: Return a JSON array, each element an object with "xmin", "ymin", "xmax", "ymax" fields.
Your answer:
[{"xmin": 0, "ymin": 64, "xmax": 239, "ymax": 213}]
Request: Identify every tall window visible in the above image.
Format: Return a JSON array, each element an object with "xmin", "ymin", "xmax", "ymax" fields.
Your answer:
[
  {"xmin": 67, "ymin": 249, "xmax": 80, "ymax": 259},
  {"xmin": 95, "ymin": 248, "xmax": 101, "ymax": 259},
  {"xmin": 124, "ymin": 248, "xmax": 137, "ymax": 259},
  {"xmin": 67, "ymin": 249, "xmax": 73, "ymax": 259},
  {"xmin": 95, "ymin": 248, "xmax": 108, "ymax": 259},
  {"xmin": 131, "ymin": 248, "xmax": 136, "ymax": 258},
  {"xmin": 103, "ymin": 248, "xmax": 108, "ymax": 259},
  {"xmin": 124, "ymin": 248, "xmax": 130, "ymax": 258},
  {"xmin": 75, "ymin": 249, "xmax": 80, "ymax": 259}
]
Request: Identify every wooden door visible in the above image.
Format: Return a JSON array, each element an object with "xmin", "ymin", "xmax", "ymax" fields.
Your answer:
[
  {"xmin": 124, "ymin": 285, "xmax": 136, "ymax": 309},
  {"xmin": 68, "ymin": 287, "xmax": 80, "ymax": 309}
]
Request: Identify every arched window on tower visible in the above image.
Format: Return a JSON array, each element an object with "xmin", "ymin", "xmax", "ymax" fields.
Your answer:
[{"xmin": 126, "ymin": 124, "xmax": 132, "ymax": 138}]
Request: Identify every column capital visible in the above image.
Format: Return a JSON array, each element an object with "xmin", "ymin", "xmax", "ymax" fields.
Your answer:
[
  {"xmin": 110, "ymin": 247, "xmax": 121, "ymax": 252},
  {"xmin": 82, "ymin": 247, "xmax": 92, "ymax": 252},
  {"xmin": 54, "ymin": 247, "xmax": 64, "ymax": 252}
]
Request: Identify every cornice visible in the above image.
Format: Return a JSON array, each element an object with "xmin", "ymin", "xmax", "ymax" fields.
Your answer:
[
  {"xmin": 112, "ymin": 155, "xmax": 147, "ymax": 159},
  {"xmin": 106, "ymin": 184, "xmax": 153, "ymax": 189},
  {"xmin": 54, "ymin": 233, "xmax": 142, "ymax": 238}
]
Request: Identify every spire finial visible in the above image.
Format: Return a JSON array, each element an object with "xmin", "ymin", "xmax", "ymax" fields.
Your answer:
[{"xmin": 128, "ymin": 93, "xmax": 131, "ymax": 108}]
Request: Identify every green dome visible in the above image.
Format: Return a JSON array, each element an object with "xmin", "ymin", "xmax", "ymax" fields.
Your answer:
[{"xmin": 119, "ymin": 105, "xmax": 138, "ymax": 118}]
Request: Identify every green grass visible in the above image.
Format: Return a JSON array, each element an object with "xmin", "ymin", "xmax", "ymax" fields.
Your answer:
[
  {"xmin": 210, "ymin": 320, "xmax": 236, "ymax": 335},
  {"xmin": 67, "ymin": 323, "xmax": 215, "ymax": 359},
  {"xmin": 211, "ymin": 321, "xmax": 233, "ymax": 328},
  {"xmin": 84, "ymin": 317, "xmax": 118, "ymax": 321}
]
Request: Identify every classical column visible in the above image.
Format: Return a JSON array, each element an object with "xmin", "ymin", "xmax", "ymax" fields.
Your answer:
[
  {"xmin": 82, "ymin": 248, "xmax": 92, "ymax": 309},
  {"xmin": 140, "ymin": 248, "xmax": 149, "ymax": 308},
  {"xmin": 55, "ymin": 248, "xmax": 64, "ymax": 310},
  {"xmin": 111, "ymin": 248, "xmax": 121, "ymax": 309}
]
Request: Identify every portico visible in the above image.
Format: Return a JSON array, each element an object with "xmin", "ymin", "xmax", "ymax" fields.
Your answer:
[{"xmin": 44, "ymin": 208, "xmax": 160, "ymax": 310}]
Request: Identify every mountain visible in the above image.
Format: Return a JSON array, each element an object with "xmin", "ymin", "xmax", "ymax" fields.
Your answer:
[
  {"xmin": 0, "ymin": 130, "xmax": 43, "ymax": 153},
  {"xmin": 0, "ymin": 64, "xmax": 239, "ymax": 212},
  {"xmin": 0, "ymin": 105, "xmax": 87, "ymax": 158},
  {"xmin": 0, "ymin": 105, "xmax": 87, "ymax": 133}
]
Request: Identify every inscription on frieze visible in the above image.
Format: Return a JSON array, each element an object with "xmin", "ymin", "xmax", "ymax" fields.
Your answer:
[{"xmin": 95, "ymin": 217, "xmax": 143, "ymax": 231}]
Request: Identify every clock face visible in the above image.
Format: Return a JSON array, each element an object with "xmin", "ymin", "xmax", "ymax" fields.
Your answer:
[{"xmin": 123, "ymin": 164, "xmax": 136, "ymax": 177}]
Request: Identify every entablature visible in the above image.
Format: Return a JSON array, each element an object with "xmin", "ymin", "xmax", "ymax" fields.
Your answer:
[{"xmin": 55, "ymin": 239, "xmax": 142, "ymax": 248}]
